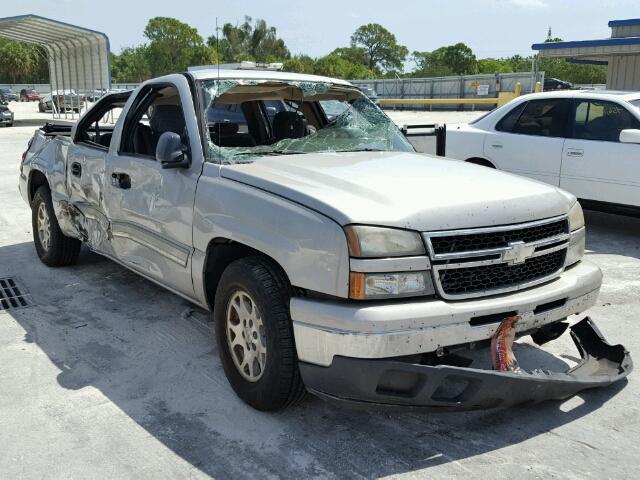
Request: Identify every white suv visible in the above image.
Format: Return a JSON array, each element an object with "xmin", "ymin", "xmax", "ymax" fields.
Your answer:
[{"xmin": 446, "ymin": 90, "xmax": 640, "ymax": 214}]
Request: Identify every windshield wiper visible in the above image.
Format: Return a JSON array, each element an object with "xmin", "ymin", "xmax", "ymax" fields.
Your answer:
[
  {"xmin": 259, "ymin": 150, "xmax": 305, "ymax": 156},
  {"xmin": 333, "ymin": 148, "xmax": 384, "ymax": 153},
  {"xmin": 229, "ymin": 150, "xmax": 304, "ymax": 157}
]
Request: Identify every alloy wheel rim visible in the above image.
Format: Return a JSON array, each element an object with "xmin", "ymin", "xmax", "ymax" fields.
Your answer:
[
  {"xmin": 36, "ymin": 202, "xmax": 51, "ymax": 251},
  {"xmin": 225, "ymin": 290, "xmax": 267, "ymax": 382}
]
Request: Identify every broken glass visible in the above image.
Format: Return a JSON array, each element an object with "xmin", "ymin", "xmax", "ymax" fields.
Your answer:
[{"xmin": 200, "ymin": 78, "xmax": 414, "ymax": 164}]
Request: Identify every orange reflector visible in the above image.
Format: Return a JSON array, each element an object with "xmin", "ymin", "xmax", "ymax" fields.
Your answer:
[
  {"xmin": 344, "ymin": 226, "xmax": 362, "ymax": 257},
  {"xmin": 349, "ymin": 271, "xmax": 365, "ymax": 300}
]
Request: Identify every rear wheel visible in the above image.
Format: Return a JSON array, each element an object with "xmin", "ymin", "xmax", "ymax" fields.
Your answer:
[
  {"xmin": 214, "ymin": 257, "xmax": 305, "ymax": 411},
  {"xmin": 466, "ymin": 158, "xmax": 495, "ymax": 168},
  {"xmin": 32, "ymin": 186, "xmax": 81, "ymax": 267}
]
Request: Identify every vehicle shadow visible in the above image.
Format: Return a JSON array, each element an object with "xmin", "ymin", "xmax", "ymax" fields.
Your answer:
[
  {"xmin": 2, "ymin": 240, "xmax": 628, "ymax": 479},
  {"xmin": 585, "ymin": 209, "xmax": 640, "ymax": 259}
]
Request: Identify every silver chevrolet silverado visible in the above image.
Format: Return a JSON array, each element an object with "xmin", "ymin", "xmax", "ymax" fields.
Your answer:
[{"xmin": 18, "ymin": 69, "xmax": 631, "ymax": 411}]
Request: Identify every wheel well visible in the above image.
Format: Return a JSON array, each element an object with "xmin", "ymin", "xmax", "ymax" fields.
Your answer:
[
  {"xmin": 28, "ymin": 170, "xmax": 48, "ymax": 204},
  {"xmin": 203, "ymin": 239, "xmax": 290, "ymax": 309},
  {"xmin": 466, "ymin": 157, "xmax": 495, "ymax": 168}
]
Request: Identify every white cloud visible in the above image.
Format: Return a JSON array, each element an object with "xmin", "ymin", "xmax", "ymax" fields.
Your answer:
[{"xmin": 508, "ymin": 0, "xmax": 549, "ymax": 7}]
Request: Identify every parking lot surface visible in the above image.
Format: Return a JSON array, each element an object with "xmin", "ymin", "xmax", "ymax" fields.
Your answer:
[{"xmin": 1, "ymin": 103, "xmax": 639, "ymax": 479}]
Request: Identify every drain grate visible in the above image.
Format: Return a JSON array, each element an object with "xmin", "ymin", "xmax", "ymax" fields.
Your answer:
[{"xmin": 0, "ymin": 277, "xmax": 31, "ymax": 312}]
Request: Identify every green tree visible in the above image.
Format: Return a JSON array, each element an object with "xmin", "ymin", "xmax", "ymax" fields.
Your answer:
[
  {"xmin": 0, "ymin": 39, "xmax": 47, "ymax": 83},
  {"xmin": 412, "ymin": 43, "xmax": 477, "ymax": 76},
  {"xmin": 331, "ymin": 46, "xmax": 369, "ymax": 67},
  {"xmin": 350, "ymin": 23, "xmax": 408, "ymax": 72},
  {"xmin": 312, "ymin": 54, "xmax": 375, "ymax": 79},
  {"xmin": 411, "ymin": 51, "xmax": 453, "ymax": 77},
  {"xmin": 144, "ymin": 16, "xmax": 217, "ymax": 76},
  {"xmin": 506, "ymin": 54, "xmax": 532, "ymax": 72},
  {"xmin": 209, "ymin": 16, "xmax": 290, "ymax": 63},
  {"xmin": 283, "ymin": 54, "xmax": 316, "ymax": 74},
  {"xmin": 477, "ymin": 58, "xmax": 513, "ymax": 74},
  {"xmin": 539, "ymin": 57, "xmax": 606, "ymax": 84},
  {"xmin": 111, "ymin": 46, "xmax": 151, "ymax": 83}
]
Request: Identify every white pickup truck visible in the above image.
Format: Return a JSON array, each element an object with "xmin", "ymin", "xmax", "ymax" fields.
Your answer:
[{"xmin": 19, "ymin": 69, "xmax": 631, "ymax": 411}]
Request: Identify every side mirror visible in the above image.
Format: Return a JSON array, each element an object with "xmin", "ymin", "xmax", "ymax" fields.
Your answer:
[
  {"xmin": 619, "ymin": 129, "xmax": 640, "ymax": 144},
  {"xmin": 266, "ymin": 106, "xmax": 277, "ymax": 116},
  {"xmin": 156, "ymin": 131, "xmax": 190, "ymax": 169}
]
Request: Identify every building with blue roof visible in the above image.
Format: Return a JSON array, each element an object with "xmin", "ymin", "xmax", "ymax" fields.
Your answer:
[{"xmin": 532, "ymin": 19, "xmax": 640, "ymax": 91}]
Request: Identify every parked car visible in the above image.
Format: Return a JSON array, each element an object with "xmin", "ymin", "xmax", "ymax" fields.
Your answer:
[
  {"xmin": 38, "ymin": 90, "xmax": 85, "ymax": 113},
  {"xmin": 544, "ymin": 77, "xmax": 573, "ymax": 91},
  {"xmin": 0, "ymin": 103, "xmax": 13, "ymax": 127},
  {"xmin": 0, "ymin": 87, "xmax": 17, "ymax": 101},
  {"xmin": 19, "ymin": 88, "xmax": 40, "ymax": 102},
  {"xmin": 446, "ymin": 90, "xmax": 640, "ymax": 215},
  {"xmin": 79, "ymin": 89, "xmax": 106, "ymax": 102},
  {"xmin": 18, "ymin": 71, "xmax": 631, "ymax": 411}
]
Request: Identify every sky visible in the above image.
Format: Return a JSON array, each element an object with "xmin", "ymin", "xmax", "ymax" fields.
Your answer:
[{"xmin": 6, "ymin": 0, "xmax": 639, "ymax": 62}]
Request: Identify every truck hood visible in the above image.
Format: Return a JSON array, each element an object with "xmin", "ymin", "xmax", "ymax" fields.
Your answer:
[{"xmin": 220, "ymin": 151, "xmax": 575, "ymax": 231}]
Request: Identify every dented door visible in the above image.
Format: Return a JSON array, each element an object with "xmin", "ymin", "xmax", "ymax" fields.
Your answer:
[
  {"xmin": 102, "ymin": 77, "xmax": 204, "ymax": 298},
  {"xmin": 66, "ymin": 143, "xmax": 111, "ymax": 253}
]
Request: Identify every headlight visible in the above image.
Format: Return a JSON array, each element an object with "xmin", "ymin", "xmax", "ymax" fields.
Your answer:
[
  {"xmin": 344, "ymin": 225, "xmax": 425, "ymax": 258},
  {"xmin": 568, "ymin": 201, "xmax": 584, "ymax": 231},
  {"xmin": 349, "ymin": 271, "xmax": 434, "ymax": 299},
  {"xmin": 565, "ymin": 227, "xmax": 585, "ymax": 267},
  {"xmin": 566, "ymin": 202, "xmax": 585, "ymax": 267}
]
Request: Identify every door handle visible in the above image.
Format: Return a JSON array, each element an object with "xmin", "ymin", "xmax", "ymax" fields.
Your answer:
[
  {"xmin": 111, "ymin": 172, "xmax": 131, "ymax": 189},
  {"xmin": 71, "ymin": 162, "xmax": 82, "ymax": 177},
  {"xmin": 566, "ymin": 148, "xmax": 584, "ymax": 157},
  {"xmin": 490, "ymin": 143, "xmax": 503, "ymax": 149}
]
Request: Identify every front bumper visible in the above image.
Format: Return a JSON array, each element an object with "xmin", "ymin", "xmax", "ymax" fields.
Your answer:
[
  {"xmin": 300, "ymin": 317, "xmax": 632, "ymax": 410},
  {"xmin": 0, "ymin": 114, "xmax": 13, "ymax": 124},
  {"xmin": 292, "ymin": 260, "xmax": 602, "ymax": 367}
]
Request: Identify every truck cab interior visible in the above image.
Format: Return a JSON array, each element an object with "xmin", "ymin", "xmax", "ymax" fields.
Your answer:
[
  {"xmin": 74, "ymin": 91, "xmax": 131, "ymax": 149},
  {"xmin": 204, "ymin": 82, "xmax": 360, "ymax": 149}
]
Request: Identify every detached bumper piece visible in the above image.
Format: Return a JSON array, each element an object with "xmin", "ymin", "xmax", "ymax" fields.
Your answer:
[{"xmin": 299, "ymin": 317, "xmax": 632, "ymax": 411}]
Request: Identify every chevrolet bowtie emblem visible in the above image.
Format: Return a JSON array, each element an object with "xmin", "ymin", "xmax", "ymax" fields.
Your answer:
[{"xmin": 502, "ymin": 241, "xmax": 536, "ymax": 265}]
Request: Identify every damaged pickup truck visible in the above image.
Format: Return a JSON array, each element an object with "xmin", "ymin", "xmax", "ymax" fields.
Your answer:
[{"xmin": 19, "ymin": 69, "xmax": 632, "ymax": 411}]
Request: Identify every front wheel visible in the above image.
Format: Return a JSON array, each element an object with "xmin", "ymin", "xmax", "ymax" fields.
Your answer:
[
  {"xmin": 32, "ymin": 186, "xmax": 81, "ymax": 267},
  {"xmin": 214, "ymin": 257, "xmax": 305, "ymax": 411}
]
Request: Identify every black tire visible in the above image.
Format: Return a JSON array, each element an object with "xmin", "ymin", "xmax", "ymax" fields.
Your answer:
[
  {"xmin": 38, "ymin": 103, "xmax": 45, "ymax": 113},
  {"xmin": 466, "ymin": 158, "xmax": 496, "ymax": 168},
  {"xmin": 214, "ymin": 257, "xmax": 306, "ymax": 411},
  {"xmin": 32, "ymin": 186, "xmax": 81, "ymax": 267}
]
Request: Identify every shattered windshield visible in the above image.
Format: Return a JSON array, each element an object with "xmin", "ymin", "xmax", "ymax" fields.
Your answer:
[{"xmin": 199, "ymin": 79, "xmax": 413, "ymax": 164}]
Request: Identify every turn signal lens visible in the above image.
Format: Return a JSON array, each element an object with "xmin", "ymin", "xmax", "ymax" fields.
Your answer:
[{"xmin": 349, "ymin": 272, "xmax": 366, "ymax": 299}]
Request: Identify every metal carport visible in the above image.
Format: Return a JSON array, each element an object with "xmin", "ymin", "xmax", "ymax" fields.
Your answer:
[{"xmin": 0, "ymin": 14, "xmax": 111, "ymax": 118}]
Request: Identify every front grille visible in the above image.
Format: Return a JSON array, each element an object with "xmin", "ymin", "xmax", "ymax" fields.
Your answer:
[
  {"xmin": 430, "ymin": 219, "xmax": 568, "ymax": 255},
  {"xmin": 438, "ymin": 250, "xmax": 566, "ymax": 297},
  {"xmin": 424, "ymin": 216, "xmax": 570, "ymax": 299}
]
